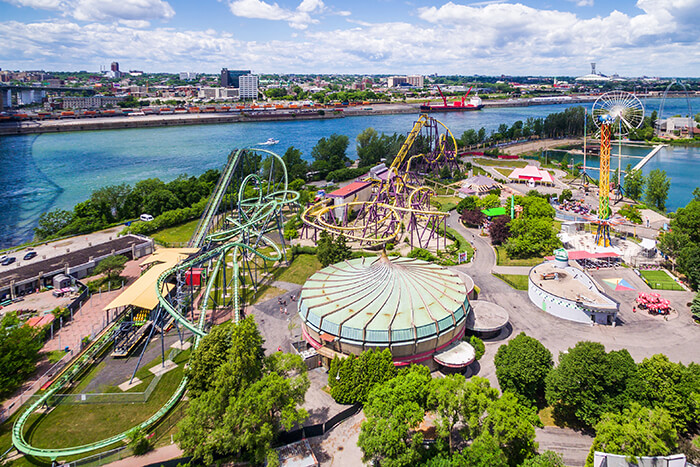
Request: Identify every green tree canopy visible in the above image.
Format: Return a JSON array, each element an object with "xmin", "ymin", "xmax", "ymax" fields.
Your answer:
[
  {"xmin": 317, "ymin": 231, "xmax": 352, "ymax": 267},
  {"xmin": 645, "ymin": 169, "xmax": 671, "ymax": 211},
  {"xmin": 177, "ymin": 317, "xmax": 309, "ymax": 465},
  {"xmin": 358, "ymin": 366, "xmax": 431, "ymax": 467},
  {"xmin": 494, "ymin": 332, "xmax": 553, "ymax": 407},
  {"xmin": 34, "ymin": 209, "xmax": 74, "ymax": 240},
  {"xmin": 282, "ymin": 146, "xmax": 309, "ymax": 182},
  {"xmin": 0, "ymin": 313, "xmax": 43, "ymax": 397},
  {"xmin": 93, "ymin": 254, "xmax": 128, "ymax": 279},
  {"xmin": 482, "ymin": 391, "xmax": 539, "ymax": 466},
  {"xmin": 310, "ymin": 133, "xmax": 350, "ymax": 177},
  {"xmin": 545, "ymin": 341, "xmax": 638, "ymax": 428},
  {"xmin": 586, "ymin": 404, "xmax": 677, "ymax": 467},
  {"xmin": 328, "ymin": 348, "xmax": 397, "ymax": 404},
  {"xmin": 633, "ymin": 354, "xmax": 700, "ymax": 432},
  {"xmin": 623, "ymin": 164, "xmax": 645, "ymax": 200}
]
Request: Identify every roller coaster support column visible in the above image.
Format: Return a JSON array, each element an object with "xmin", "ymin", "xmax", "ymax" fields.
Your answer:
[{"xmin": 596, "ymin": 118, "xmax": 613, "ymax": 247}]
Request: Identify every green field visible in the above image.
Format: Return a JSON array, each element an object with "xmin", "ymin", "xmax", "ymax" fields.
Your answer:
[
  {"xmin": 151, "ymin": 219, "xmax": 199, "ymax": 245},
  {"xmin": 495, "ymin": 246, "xmax": 544, "ymax": 267},
  {"xmin": 493, "ymin": 273, "xmax": 529, "ymax": 290},
  {"xmin": 275, "ymin": 254, "xmax": 322, "ymax": 285},
  {"xmin": 640, "ymin": 270, "xmax": 685, "ymax": 291},
  {"xmin": 432, "ymin": 196, "xmax": 463, "ymax": 212},
  {"xmin": 494, "ymin": 167, "xmax": 512, "ymax": 177},
  {"xmin": 473, "ymin": 158, "xmax": 528, "ymax": 168}
]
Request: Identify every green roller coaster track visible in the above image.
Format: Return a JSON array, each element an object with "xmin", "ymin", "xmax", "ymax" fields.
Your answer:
[{"xmin": 12, "ymin": 148, "xmax": 299, "ymax": 462}]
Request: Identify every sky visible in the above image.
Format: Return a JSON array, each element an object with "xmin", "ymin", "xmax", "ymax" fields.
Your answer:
[{"xmin": 0, "ymin": 0, "xmax": 699, "ymax": 76}]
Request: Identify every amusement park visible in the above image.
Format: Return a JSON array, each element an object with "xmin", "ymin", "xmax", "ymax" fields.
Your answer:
[{"xmin": 0, "ymin": 89, "xmax": 699, "ymax": 467}]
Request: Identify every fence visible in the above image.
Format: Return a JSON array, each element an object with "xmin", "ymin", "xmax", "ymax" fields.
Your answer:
[
  {"xmin": 276, "ymin": 402, "xmax": 362, "ymax": 446},
  {"xmin": 65, "ymin": 403, "xmax": 189, "ymax": 467},
  {"xmin": 0, "ymin": 349, "xmax": 73, "ymax": 423},
  {"xmin": 22, "ymin": 342, "xmax": 187, "ymax": 406}
]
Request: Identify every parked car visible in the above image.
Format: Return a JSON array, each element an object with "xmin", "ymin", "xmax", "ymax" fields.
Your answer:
[
  {"xmin": 140, "ymin": 213, "xmax": 154, "ymax": 222},
  {"xmin": 1, "ymin": 257, "xmax": 16, "ymax": 266},
  {"xmin": 23, "ymin": 251, "xmax": 37, "ymax": 260}
]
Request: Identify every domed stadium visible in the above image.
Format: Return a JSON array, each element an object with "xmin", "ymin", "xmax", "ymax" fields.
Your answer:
[{"xmin": 298, "ymin": 254, "xmax": 475, "ymax": 370}]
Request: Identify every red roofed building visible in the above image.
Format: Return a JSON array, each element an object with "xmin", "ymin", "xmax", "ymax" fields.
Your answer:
[{"xmin": 327, "ymin": 181, "xmax": 373, "ymax": 219}]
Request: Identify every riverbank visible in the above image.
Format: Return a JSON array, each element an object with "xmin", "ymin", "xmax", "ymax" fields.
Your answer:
[{"xmin": 0, "ymin": 96, "xmax": 601, "ymax": 136}]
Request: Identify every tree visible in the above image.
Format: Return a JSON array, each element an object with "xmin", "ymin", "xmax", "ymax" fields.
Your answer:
[
  {"xmin": 558, "ymin": 189, "xmax": 573, "ymax": 203},
  {"xmin": 310, "ymin": 133, "xmax": 350, "ymax": 177},
  {"xmin": 470, "ymin": 336, "xmax": 485, "ymax": 361},
  {"xmin": 461, "ymin": 433, "xmax": 509, "ymax": 467},
  {"xmin": 490, "ymin": 215, "xmax": 511, "ymax": 245},
  {"xmin": 461, "ymin": 208, "xmax": 485, "ymax": 227},
  {"xmin": 0, "ymin": 313, "xmax": 43, "ymax": 397},
  {"xmin": 34, "ymin": 209, "xmax": 74, "ymax": 240},
  {"xmin": 456, "ymin": 196, "xmax": 478, "ymax": 215},
  {"xmin": 358, "ymin": 366, "xmax": 431, "ymax": 467},
  {"xmin": 691, "ymin": 293, "xmax": 700, "ymax": 321},
  {"xmin": 678, "ymin": 245, "xmax": 700, "ymax": 290},
  {"xmin": 185, "ymin": 318, "xmax": 264, "ymax": 397},
  {"xmin": 521, "ymin": 451, "xmax": 565, "ymax": 467},
  {"xmin": 482, "ymin": 391, "xmax": 539, "ymax": 466},
  {"xmin": 494, "ymin": 333, "xmax": 553, "ymax": 407},
  {"xmin": 357, "ymin": 127, "xmax": 384, "ymax": 167},
  {"xmin": 316, "ymin": 231, "xmax": 352, "ymax": 267},
  {"xmin": 90, "ymin": 183, "xmax": 132, "ymax": 222},
  {"xmin": 282, "ymin": 146, "xmax": 309, "ymax": 182},
  {"xmin": 633, "ymin": 354, "xmax": 700, "ymax": 432},
  {"xmin": 645, "ymin": 169, "xmax": 671, "ymax": 211},
  {"xmin": 586, "ymin": 404, "xmax": 677, "ymax": 467},
  {"xmin": 505, "ymin": 217, "xmax": 561, "ymax": 259},
  {"xmin": 328, "ymin": 349, "xmax": 397, "ymax": 404},
  {"xmin": 545, "ymin": 342, "xmax": 638, "ymax": 428},
  {"xmin": 623, "ymin": 164, "xmax": 645, "ymax": 200},
  {"xmin": 93, "ymin": 255, "xmax": 128, "ymax": 280},
  {"xmin": 177, "ymin": 318, "xmax": 309, "ymax": 465},
  {"xmin": 477, "ymin": 193, "xmax": 501, "ymax": 209}
]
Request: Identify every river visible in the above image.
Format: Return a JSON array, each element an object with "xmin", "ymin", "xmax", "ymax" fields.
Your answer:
[{"xmin": 1, "ymin": 97, "xmax": 698, "ymax": 248}]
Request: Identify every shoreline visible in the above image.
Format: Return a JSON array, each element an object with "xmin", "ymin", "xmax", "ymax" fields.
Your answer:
[{"xmin": 0, "ymin": 96, "xmax": 599, "ymax": 136}]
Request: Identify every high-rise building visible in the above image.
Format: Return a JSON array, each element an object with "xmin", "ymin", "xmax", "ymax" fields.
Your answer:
[
  {"xmin": 238, "ymin": 74, "xmax": 259, "ymax": 100},
  {"xmin": 179, "ymin": 72, "xmax": 199, "ymax": 81},
  {"xmin": 387, "ymin": 76, "xmax": 407, "ymax": 87},
  {"xmin": 111, "ymin": 62, "xmax": 120, "ymax": 72},
  {"xmin": 221, "ymin": 68, "xmax": 251, "ymax": 88},
  {"xmin": 406, "ymin": 75, "xmax": 424, "ymax": 87}
]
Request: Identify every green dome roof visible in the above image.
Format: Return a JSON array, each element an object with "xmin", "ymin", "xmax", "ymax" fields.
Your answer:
[{"xmin": 299, "ymin": 255, "xmax": 470, "ymax": 345}]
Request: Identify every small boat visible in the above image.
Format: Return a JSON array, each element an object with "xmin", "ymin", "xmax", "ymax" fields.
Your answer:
[{"xmin": 258, "ymin": 138, "xmax": 279, "ymax": 145}]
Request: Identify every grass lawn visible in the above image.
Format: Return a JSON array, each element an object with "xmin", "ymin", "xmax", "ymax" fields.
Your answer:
[
  {"xmin": 473, "ymin": 158, "xmax": 528, "ymax": 168},
  {"xmin": 447, "ymin": 227, "xmax": 474, "ymax": 262},
  {"xmin": 640, "ymin": 270, "xmax": 684, "ymax": 291},
  {"xmin": 495, "ymin": 246, "xmax": 544, "ymax": 267},
  {"xmin": 493, "ymin": 273, "xmax": 529, "ymax": 290},
  {"xmin": 471, "ymin": 166, "xmax": 490, "ymax": 177},
  {"xmin": 151, "ymin": 219, "xmax": 199, "ymax": 245},
  {"xmin": 432, "ymin": 196, "xmax": 463, "ymax": 212},
  {"xmin": 23, "ymin": 351, "xmax": 189, "ymax": 449},
  {"xmin": 538, "ymin": 406, "xmax": 556, "ymax": 427},
  {"xmin": 275, "ymin": 254, "xmax": 322, "ymax": 285},
  {"xmin": 494, "ymin": 167, "xmax": 512, "ymax": 177},
  {"xmin": 45, "ymin": 350, "xmax": 67, "ymax": 364}
]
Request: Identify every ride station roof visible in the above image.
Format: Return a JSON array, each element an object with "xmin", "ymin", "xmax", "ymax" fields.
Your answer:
[
  {"xmin": 326, "ymin": 181, "xmax": 372, "ymax": 199},
  {"xmin": 104, "ymin": 248, "xmax": 198, "ymax": 311},
  {"xmin": 298, "ymin": 254, "xmax": 469, "ymax": 346}
]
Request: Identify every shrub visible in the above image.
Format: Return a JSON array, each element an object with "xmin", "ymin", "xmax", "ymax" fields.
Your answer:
[
  {"xmin": 126, "ymin": 427, "xmax": 152, "ymax": 456},
  {"xmin": 469, "ymin": 336, "xmax": 485, "ymax": 361}
]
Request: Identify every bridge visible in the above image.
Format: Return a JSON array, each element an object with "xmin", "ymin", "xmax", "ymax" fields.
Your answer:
[{"xmin": 0, "ymin": 84, "xmax": 96, "ymax": 108}]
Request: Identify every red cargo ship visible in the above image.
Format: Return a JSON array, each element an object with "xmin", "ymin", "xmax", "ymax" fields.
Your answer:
[{"xmin": 420, "ymin": 86, "xmax": 484, "ymax": 112}]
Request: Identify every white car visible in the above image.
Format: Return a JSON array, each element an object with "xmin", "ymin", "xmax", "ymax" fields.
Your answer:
[{"xmin": 140, "ymin": 214, "xmax": 154, "ymax": 222}]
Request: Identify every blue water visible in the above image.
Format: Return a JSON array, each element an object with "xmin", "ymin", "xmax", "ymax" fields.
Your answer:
[{"xmin": 1, "ymin": 97, "xmax": 698, "ymax": 247}]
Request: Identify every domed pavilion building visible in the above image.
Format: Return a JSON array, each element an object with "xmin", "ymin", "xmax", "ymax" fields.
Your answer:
[{"xmin": 298, "ymin": 253, "xmax": 475, "ymax": 370}]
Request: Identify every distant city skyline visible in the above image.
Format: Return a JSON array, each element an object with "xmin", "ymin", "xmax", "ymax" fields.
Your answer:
[{"xmin": 0, "ymin": 0, "xmax": 699, "ymax": 76}]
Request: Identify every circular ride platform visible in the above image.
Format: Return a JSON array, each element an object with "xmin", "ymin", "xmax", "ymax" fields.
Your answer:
[{"xmin": 465, "ymin": 300, "xmax": 510, "ymax": 339}]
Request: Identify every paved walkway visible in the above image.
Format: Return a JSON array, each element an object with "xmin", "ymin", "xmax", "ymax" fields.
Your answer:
[{"xmin": 105, "ymin": 443, "xmax": 184, "ymax": 467}]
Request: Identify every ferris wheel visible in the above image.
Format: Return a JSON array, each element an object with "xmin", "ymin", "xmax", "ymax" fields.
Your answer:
[{"xmin": 592, "ymin": 91, "xmax": 644, "ymax": 135}]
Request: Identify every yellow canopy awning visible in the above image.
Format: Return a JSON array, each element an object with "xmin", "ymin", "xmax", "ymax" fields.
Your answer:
[{"xmin": 104, "ymin": 248, "xmax": 199, "ymax": 311}]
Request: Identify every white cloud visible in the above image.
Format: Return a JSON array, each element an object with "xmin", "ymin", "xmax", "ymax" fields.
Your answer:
[
  {"xmin": 576, "ymin": 0, "xmax": 593, "ymax": 6},
  {"xmin": 1, "ymin": 0, "xmax": 699, "ymax": 75},
  {"xmin": 228, "ymin": 0, "xmax": 324, "ymax": 29},
  {"xmin": 3, "ymin": 0, "xmax": 175, "ymax": 22}
]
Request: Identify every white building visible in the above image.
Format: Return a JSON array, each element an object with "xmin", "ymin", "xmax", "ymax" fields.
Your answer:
[
  {"xmin": 62, "ymin": 95, "xmax": 126, "ymax": 109},
  {"xmin": 238, "ymin": 74, "xmax": 259, "ymax": 100},
  {"xmin": 197, "ymin": 87, "xmax": 239, "ymax": 100},
  {"xmin": 406, "ymin": 75, "xmax": 424, "ymax": 87},
  {"xmin": 387, "ymin": 76, "xmax": 407, "ymax": 87},
  {"xmin": 179, "ymin": 72, "xmax": 199, "ymax": 81}
]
